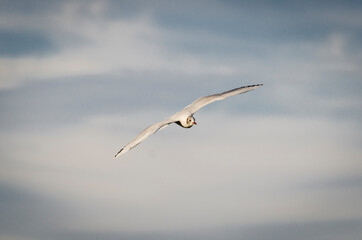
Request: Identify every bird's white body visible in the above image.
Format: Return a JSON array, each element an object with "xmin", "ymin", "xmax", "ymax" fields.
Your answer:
[{"xmin": 115, "ymin": 84, "xmax": 262, "ymax": 157}]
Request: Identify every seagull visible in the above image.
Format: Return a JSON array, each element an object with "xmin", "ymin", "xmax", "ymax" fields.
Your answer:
[{"xmin": 115, "ymin": 84, "xmax": 263, "ymax": 157}]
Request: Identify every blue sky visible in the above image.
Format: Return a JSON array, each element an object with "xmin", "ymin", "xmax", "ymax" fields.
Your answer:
[{"xmin": 1, "ymin": 1, "xmax": 362, "ymax": 239}]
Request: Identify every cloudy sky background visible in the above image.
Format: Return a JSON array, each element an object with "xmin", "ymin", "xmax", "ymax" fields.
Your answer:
[{"xmin": 1, "ymin": 0, "xmax": 362, "ymax": 239}]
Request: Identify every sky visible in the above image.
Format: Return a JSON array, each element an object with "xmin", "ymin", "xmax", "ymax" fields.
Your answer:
[{"xmin": 0, "ymin": 0, "xmax": 362, "ymax": 239}]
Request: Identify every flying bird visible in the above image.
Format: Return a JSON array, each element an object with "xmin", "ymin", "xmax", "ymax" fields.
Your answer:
[{"xmin": 115, "ymin": 84, "xmax": 263, "ymax": 157}]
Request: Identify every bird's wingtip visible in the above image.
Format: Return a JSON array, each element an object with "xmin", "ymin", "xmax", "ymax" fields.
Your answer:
[
  {"xmin": 114, "ymin": 148, "xmax": 124, "ymax": 158},
  {"xmin": 241, "ymin": 84, "xmax": 263, "ymax": 90}
]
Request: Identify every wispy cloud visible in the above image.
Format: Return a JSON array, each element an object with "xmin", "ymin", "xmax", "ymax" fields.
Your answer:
[
  {"xmin": 1, "ymin": 113, "xmax": 361, "ymax": 233},
  {"xmin": 1, "ymin": 1, "xmax": 361, "ymax": 239}
]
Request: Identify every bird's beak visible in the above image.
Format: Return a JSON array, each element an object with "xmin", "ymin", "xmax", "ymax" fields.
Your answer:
[{"xmin": 193, "ymin": 122, "xmax": 197, "ymax": 125}]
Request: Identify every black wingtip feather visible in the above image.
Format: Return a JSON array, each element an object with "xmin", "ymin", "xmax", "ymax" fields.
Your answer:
[
  {"xmin": 248, "ymin": 84, "xmax": 263, "ymax": 87},
  {"xmin": 240, "ymin": 84, "xmax": 263, "ymax": 89},
  {"xmin": 114, "ymin": 148, "xmax": 124, "ymax": 158}
]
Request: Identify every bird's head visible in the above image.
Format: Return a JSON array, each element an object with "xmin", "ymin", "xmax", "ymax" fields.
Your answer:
[{"xmin": 186, "ymin": 115, "xmax": 197, "ymax": 128}]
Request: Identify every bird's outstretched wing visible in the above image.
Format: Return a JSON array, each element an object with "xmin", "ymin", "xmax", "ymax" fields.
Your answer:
[
  {"xmin": 183, "ymin": 84, "xmax": 263, "ymax": 115},
  {"xmin": 114, "ymin": 119, "xmax": 174, "ymax": 158},
  {"xmin": 115, "ymin": 84, "xmax": 263, "ymax": 157}
]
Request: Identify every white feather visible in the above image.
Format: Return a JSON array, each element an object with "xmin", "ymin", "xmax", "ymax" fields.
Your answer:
[{"xmin": 114, "ymin": 84, "xmax": 263, "ymax": 157}]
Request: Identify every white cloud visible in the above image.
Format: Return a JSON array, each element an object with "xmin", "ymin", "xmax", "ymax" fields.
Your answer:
[
  {"xmin": 1, "ymin": 1, "xmax": 361, "ymax": 238},
  {"xmin": 1, "ymin": 112, "xmax": 361, "ymax": 232},
  {"xmin": 0, "ymin": 2, "xmax": 238, "ymax": 89}
]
